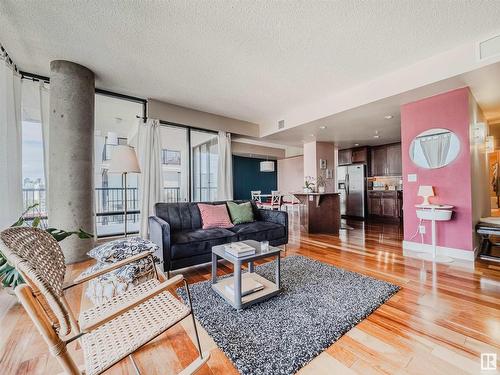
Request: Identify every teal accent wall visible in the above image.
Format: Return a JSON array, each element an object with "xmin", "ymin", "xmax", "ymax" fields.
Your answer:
[{"xmin": 232, "ymin": 155, "xmax": 277, "ymax": 200}]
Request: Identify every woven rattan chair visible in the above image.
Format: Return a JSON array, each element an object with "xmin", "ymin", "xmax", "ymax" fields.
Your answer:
[{"xmin": 0, "ymin": 226, "xmax": 209, "ymax": 375}]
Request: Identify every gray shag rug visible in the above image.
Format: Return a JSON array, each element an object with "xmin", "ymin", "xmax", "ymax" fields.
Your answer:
[{"xmin": 177, "ymin": 255, "xmax": 399, "ymax": 375}]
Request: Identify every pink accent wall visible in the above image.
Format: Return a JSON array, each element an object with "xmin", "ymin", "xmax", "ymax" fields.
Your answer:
[{"xmin": 401, "ymin": 87, "xmax": 473, "ymax": 251}]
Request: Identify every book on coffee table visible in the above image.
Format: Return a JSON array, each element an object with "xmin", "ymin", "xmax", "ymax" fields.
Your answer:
[
  {"xmin": 224, "ymin": 277, "xmax": 264, "ymax": 297},
  {"xmin": 224, "ymin": 242, "xmax": 255, "ymax": 257}
]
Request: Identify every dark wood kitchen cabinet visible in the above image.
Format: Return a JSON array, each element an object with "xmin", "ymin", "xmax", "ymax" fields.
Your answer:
[
  {"xmin": 370, "ymin": 143, "xmax": 402, "ymax": 176},
  {"xmin": 386, "ymin": 143, "xmax": 402, "ymax": 175},
  {"xmin": 338, "ymin": 149, "xmax": 352, "ymax": 165},
  {"xmin": 338, "ymin": 147, "xmax": 368, "ymax": 166},
  {"xmin": 368, "ymin": 190, "xmax": 400, "ymax": 220},
  {"xmin": 368, "ymin": 191, "xmax": 382, "ymax": 216},
  {"xmin": 351, "ymin": 147, "xmax": 368, "ymax": 163},
  {"xmin": 381, "ymin": 193, "xmax": 397, "ymax": 217},
  {"xmin": 371, "ymin": 147, "xmax": 387, "ymax": 176}
]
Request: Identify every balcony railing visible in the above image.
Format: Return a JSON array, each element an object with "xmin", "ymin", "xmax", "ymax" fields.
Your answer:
[{"xmin": 22, "ymin": 187, "xmax": 181, "ymax": 237}]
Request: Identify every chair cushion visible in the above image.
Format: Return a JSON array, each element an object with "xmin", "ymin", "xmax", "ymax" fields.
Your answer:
[
  {"xmin": 170, "ymin": 228, "xmax": 237, "ymax": 259},
  {"xmin": 227, "ymin": 201, "xmax": 254, "ymax": 224},
  {"xmin": 229, "ymin": 221, "xmax": 285, "ymax": 242},
  {"xmin": 87, "ymin": 237, "xmax": 159, "ymax": 263},
  {"xmin": 197, "ymin": 203, "xmax": 234, "ymax": 229}
]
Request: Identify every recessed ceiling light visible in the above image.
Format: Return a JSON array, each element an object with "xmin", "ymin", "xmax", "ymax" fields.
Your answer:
[
  {"xmin": 310, "ymin": 134, "xmax": 315, "ymax": 137},
  {"xmin": 319, "ymin": 126, "xmax": 327, "ymax": 129},
  {"xmin": 354, "ymin": 143, "xmax": 360, "ymax": 146},
  {"xmin": 374, "ymin": 135, "xmax": 380, "ymax": 139},
  {"xmin": 384, "ymin": 115, "xmax": 393, "ymax": 120}
]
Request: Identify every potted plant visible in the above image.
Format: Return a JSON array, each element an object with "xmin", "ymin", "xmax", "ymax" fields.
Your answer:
[
  {"xmin": 304, "ymin": 176, "xmax": 315, "ymax": 193},
  {"xmin": 317, "ymin": 172, "xmax": 327, "ymax": 193},
  {"xmin": 0, "ymin": 204, "xmax": 93, "ymax": 293}
]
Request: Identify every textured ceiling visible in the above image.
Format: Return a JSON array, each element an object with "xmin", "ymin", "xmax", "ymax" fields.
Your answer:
[{"xmin": 2, "ymin": 1, "xmax": 500, "ymax": 129}]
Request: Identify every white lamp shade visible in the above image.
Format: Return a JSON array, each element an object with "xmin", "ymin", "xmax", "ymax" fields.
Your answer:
[
  {"xmin": 107, "ymin": 145, "xmax": 141, "ymax": 173},
  {"xmin": 417, "ymin": 185, "xmax": 435, "ymax": 197},
  {"xmin": 260, "ymin": 161, "xmax": 275, "ymax": 172}
]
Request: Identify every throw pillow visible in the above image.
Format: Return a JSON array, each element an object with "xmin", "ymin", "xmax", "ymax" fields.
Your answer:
[
  {"xmin": 198, "ymin": 203, "xmax": 234, "ymax": 229},
  {"xmin": 87, "ymin": 237, "xmax": 159, "ymax": 263},
  {"xmin": 227, "ymin": 201, "xmax": 254, "ymax": 224},
  {"xmin": 80, "ymin": 257, "xmax": 155, "ymax": 305}
]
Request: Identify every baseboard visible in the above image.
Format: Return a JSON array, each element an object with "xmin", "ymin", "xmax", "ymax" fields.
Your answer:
[{"xmin": 402, "ymin": 240, "xmax": 476, "ymax": 261}]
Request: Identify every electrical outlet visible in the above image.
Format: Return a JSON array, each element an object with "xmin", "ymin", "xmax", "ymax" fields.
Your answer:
[{"xmin": 418, "ymin": 225, "xmax": 426, "ymax": 234}]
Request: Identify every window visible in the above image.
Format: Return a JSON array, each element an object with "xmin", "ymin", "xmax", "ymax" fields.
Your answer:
[
  {"xmin": 21, "ymin": 80, "xmax": 49, "ymax": 220},
  {"xmin": 22, "ymin": 120, "xmax": 46, "ymax": 218},
  {"xmin": 191, "ymin": 130, "xmax": 218, "ymax": 202},
  {"xmin": 161, "ymin": 149, "xmax": 181, "ymax": 165},
  {"xmin": 94, "ymin": 94, "xmax": 143, "ymax": 237},
  {"xmin": 159, "ymin": 125, "xmax": 188, "ymax": 202}
]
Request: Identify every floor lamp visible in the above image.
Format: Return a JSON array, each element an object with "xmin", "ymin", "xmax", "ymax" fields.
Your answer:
[{"xmin": 108, "ymin": 145, "xmax": 141, "ymax": 237}]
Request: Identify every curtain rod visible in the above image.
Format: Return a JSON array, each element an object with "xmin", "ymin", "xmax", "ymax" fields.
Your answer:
[
  {"xmin": 0, "ymin": 43, "xmax": 19, "ymax": 73},
  {"xmin": 20, "ymin": 70, "xmax": 50, "ymax": 84}
]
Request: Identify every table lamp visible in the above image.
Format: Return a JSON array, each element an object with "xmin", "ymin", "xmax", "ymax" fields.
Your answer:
[
  {"xmin": 417, "ymin": 185, "xmax": 435, "ymax": 206},
  {"xmin": 108, "ymin": 145, "xmax": 141, "ymax": 237}
]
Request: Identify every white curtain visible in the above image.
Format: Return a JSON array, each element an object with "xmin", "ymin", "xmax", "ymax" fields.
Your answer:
[
  {"xmin": 137, "ymin": 119, "xmax": 162, "ymax": 237},
  {"xmin": 217, "ymin": 131, "xmax": 233, "ymax": 200},
  {"xmin": 0, "ymin": 57, "xmax": 22, "ymax": 229},
  {"xmin": 39, "ymin": 82, "xmax": 49, "ymax": 190},
  {"xmin": 419, "ymin": 132, "xmax": 451, "ymax": 168}
]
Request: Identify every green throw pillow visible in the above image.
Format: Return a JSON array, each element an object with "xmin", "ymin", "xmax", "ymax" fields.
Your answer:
[{"xmin": 227, "ymin": 201, "xmax": 254, "ymax": 224}]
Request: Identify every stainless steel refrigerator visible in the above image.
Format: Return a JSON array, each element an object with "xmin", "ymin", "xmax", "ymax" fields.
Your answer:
[{"xmin": 337, "ymin": 164, "xmax": 366, "ymax": 218}]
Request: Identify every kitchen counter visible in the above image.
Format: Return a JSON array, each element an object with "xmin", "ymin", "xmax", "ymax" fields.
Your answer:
[{"xmin": 293, "ymin": 192, "xmax": 340, "ymax": 235}]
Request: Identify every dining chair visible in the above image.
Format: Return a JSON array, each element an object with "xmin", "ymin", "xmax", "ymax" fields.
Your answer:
[
  {"xmin": 260, "ymin": 191, "xmax": 282, "ymax": 210},
  {"xmin": 251, "ymin": 190, "xmax": 262, "ymax": 207},
  {"xmin": 282, "ymin": 194, "xmax": 300, "ymax": 213},
  {"xmin": 0, "ymin": 226, "xmax": 209, "ymax": 375}
]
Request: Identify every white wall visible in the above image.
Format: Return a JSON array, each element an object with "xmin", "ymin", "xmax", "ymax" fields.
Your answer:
[
  {"xmin": 148, "ymin": 99, "xmax": 259, "ymax": 137},
  {"xmin": 278, "ymin": 156, "xmax": 304, "ymax": 194},
  {"xmin": 232, "ymin": 141, "xmax": 285, "ymax": 159}
]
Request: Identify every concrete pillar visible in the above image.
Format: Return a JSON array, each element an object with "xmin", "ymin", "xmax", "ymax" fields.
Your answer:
[{"xmin": 48, "ymin": 60, "xmax": 95, "ymax": 264}]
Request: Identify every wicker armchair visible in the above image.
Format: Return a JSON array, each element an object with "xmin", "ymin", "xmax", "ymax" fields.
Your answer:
[{"xmin": 0, "ymin": 227, "xmax": 209, "ymax": 375}]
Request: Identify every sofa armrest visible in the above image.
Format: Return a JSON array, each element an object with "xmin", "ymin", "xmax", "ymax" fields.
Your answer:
[
  {"xmin": 257, "ymin": 209, "xmax": 288, "ymax": 243},
  {"xmin": 149, "ymin": 216, "xmax": 171, "ymax": 272}
]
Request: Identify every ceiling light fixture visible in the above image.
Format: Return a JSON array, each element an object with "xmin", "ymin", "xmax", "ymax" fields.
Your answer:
[
  {"xmin": 354, "ymin": 143, "xmax": 360, "ymax": 146},
  {"xmin": 374, "ymin": 135, "xmax": 380, "ymax": 139},
  {"xmin": 384, "ymin": 115, "xmax": 393, "ymax": 120},
  {"xmin": 319, "ymin": 126, "xmax": 326, "ymax": 129}
]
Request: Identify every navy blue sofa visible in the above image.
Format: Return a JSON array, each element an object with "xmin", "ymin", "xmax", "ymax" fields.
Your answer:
[{"xmin": 149, "ymin": 200, "xmax": 288, "ymax": 276}]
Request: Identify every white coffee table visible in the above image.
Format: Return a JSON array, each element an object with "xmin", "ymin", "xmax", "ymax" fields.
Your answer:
[{"xmin": 211, "ymin": 240, "xmax": 282, "ymax": 309}]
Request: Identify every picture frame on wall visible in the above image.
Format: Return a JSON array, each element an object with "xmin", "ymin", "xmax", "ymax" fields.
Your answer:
[{"xmin": 320, "ymin": 159, "xmax": 327, "ymax": 169}]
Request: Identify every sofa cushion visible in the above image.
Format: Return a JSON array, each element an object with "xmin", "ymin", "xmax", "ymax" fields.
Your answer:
[
  {"xmin": 170, "ymin": 228, "xmax": 237, "ymax": 260},
  {"xmin": 229, "ymin": 221, "xmax": 285, "ymax": 242},
  {"xmin": 198, "ymin": 203, "xmax": 234, "ymax": 229},
  {"xmin": 227, "ymin": 201, "xmax": 254, "ymax": 224}
]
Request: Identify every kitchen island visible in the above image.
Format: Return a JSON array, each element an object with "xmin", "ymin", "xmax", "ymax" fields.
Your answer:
[{"xmin": 293, "ymin": 192, "xmax": 341, "ymax": 235}]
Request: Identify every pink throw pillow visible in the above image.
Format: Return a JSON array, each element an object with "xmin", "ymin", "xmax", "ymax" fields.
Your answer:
[{"xmin": 198, "ymin": 203, "xmax": 234, "ymax": 229}]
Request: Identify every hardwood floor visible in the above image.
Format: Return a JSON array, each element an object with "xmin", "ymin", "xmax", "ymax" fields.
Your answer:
[{"xmin": 1, "ymin": 214, "xmax": 499, "ymax": 374}]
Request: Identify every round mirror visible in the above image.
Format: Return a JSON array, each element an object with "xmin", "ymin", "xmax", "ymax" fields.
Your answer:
[{"xmin": 409, "ymin": 128, "xmax": 460, "ymax": 169}]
